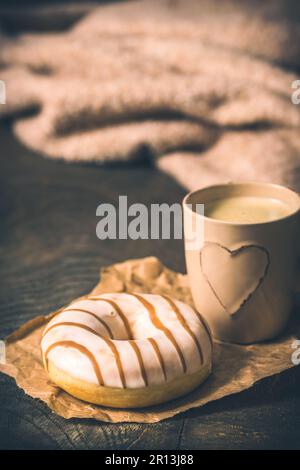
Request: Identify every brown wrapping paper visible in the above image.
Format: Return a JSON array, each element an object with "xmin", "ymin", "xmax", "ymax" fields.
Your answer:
[{"xmin": 0, "ymin": 256, "xmax": 299, "ymax": 423}]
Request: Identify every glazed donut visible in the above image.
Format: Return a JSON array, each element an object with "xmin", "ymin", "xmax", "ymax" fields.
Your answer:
[{"xmin": 41, "ymin": 292, "xmax": 212, "ymax": 408}]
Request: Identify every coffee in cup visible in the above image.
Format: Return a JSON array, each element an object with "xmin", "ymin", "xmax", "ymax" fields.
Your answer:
[{"xmin": 183, "ymin": 182, "xmax": 300, "ymax": 343}]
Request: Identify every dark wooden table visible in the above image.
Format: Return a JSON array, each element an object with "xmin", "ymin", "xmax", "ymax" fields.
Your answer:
[{"xmin": 0, "ymin": 122, "xmax": 300, "ymax": 450}]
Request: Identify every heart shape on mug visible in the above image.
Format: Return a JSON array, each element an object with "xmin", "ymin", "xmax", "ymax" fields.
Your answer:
[{"xmin": 200, "ymin": 242, "xmax": 270, "ymax": 316}]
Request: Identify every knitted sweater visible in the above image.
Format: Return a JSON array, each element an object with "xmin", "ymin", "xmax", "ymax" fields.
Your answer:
[{"xmin": 1, "ymin": 0, "xmax": 300, "ymax": 190}]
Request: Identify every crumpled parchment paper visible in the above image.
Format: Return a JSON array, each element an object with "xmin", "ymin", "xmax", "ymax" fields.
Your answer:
[{"xmin": 0, "ymin": 256, "xmax": 299, "ymax": 423}]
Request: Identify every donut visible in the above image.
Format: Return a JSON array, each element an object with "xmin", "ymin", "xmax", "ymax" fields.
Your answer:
[{"xmin": 41, "ymin": 292, "xmax": 212, "ymax": 408}]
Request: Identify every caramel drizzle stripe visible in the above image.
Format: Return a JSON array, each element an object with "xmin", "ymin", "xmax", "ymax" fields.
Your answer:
[
  {"xmin": 147, "ymin": 337, "xmax": 167, "ymax": 381},
  {"xmin": 105, "ymin": 339, "xmax": 127, "ymax": 389},
  {"xmin": 130, "ymin": 293, "xmax": 187, "ymax": 373},
  {"xmin": 193, "ymin": 311, "xmax": 213, "ymax": 349},
  {"xmin": 43, "ymin": 321, "xmax": 104, "ymax": 338},
  {"xmin": 128, "ymin": 341, "xmax": 148, "ymax": 386},
  {"xmin": 43, "ymin": 323, "xmax": 126, "ymax": 388},
  {"xmin": 44, "ymin": 341, "xmax": 104, "ymax": 385},
  {"xmin": 162, "ymin": 295, "xmax": 203, "ymax": 365},
  {"xmin": 61, "ymin": 308, "xmax": 114, "ymax": 339},
  {"xmin": 87, "ymin": 297, "xmax": 133, "ymax": 339}
]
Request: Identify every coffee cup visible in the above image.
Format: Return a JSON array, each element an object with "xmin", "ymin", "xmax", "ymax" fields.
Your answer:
[{"xmin": 183, "ymin": 182, "xmax": 300, "ymax": 343}]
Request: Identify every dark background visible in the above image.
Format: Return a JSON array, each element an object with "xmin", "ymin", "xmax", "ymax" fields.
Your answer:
[{"xmin": 1, "ymin": 0, "xmax": 300, "ymax": 450}]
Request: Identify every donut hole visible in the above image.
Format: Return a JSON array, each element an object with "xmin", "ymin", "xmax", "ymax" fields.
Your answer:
[
  {"xmin": 77, "ymin": 295, "xmax": 167, "ymax": 341},
  {"xmin": 102, "ymin": 309, "xmax": 159, "ymax": 342}
]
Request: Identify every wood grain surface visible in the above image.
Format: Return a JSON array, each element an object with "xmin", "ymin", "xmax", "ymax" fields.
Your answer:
[{"xmin": 0, "ymin": 123, "xmax": 300, "ymax": 449}]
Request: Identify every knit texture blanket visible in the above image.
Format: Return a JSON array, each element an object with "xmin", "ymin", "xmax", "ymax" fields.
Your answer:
[{"xmin": 1, "ymin": 0, "xmax": 300, "ymax": 190}]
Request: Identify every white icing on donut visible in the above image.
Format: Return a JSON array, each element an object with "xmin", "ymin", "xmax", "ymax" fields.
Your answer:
[{"xmin": 41, "ymin": 293, "xmax": 212, "ymax": 389}]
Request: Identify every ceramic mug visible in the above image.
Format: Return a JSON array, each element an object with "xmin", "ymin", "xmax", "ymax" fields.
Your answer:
[{"xmin": 183, "ymin": 182, "xmax": 300, "ymax": 343}]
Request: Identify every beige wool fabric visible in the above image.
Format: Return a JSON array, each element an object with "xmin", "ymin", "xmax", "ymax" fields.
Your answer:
[{"xmin": 1, "ymin": 0, "xmax": 300, "ymax": 190}]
